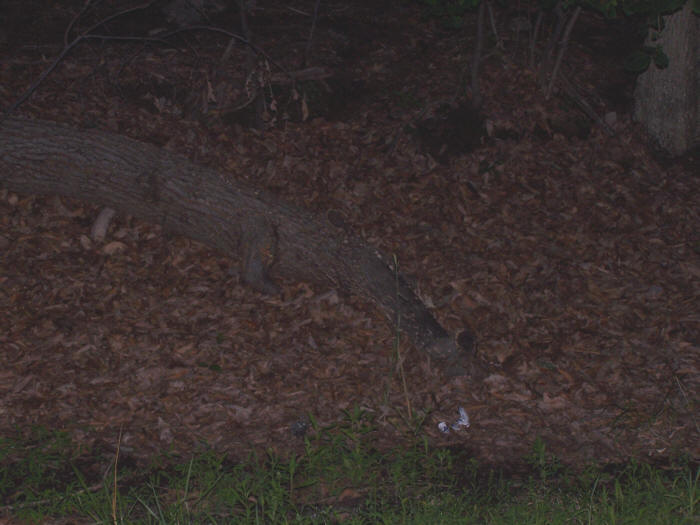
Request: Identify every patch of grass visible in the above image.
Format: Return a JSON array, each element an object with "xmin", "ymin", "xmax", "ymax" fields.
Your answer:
[{"xmin": 0, "ymin": 417, "xmax": 697, "ymax": 524}]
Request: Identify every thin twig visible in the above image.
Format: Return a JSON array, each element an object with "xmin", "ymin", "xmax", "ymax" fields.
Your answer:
[
  {"xmin": 239, "ymin": 0, "xmax": 254, "ymax": 74},
  {"xmin": 471, "ymin": 1, "xmax": 486, "ymax": 108},
  {"xmin": 546, "ymin": 5, "xmax": 581, "ymax": 99},
  {"xmin": 235, "ymin": 0, "xmax": 265, "ymax": 128},
  {"xmin": 558, "ymin": 72, "xmax": 615, "ymax": 136},
  {"xmin": 220, "ymin": 1, "xmax": 244, "ymax": 66},
  {"xmin": 286, "ymin": 6, "xmax": 311, "ymax": 16},
  {"xmin": 64, "ymin": 0, "xmax": 95, "ymax": 47},
  {"xmin": 1, "ymin": 1, "xmax": 156, "ymax": 121},
  {"xmin": 303, "ymin": 0, "xmax": 322, "ymax": 67},
  {"xmin": 486, "ymin": 1, "xmax": 502, "ymax": 50},
  {"xmin": 2, "ymin": 20, "xmax": 296, "ymax": 123},
  {"xmin": 539, "ymin": 1, "xmax": 565, "ymax": 85},
  {"xmin": 172, "ymin": 25, "xmax": 290, "ymax": 80}
]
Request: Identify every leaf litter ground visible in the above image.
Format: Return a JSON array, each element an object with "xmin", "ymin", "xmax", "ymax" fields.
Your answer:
[{"xmin": 0, "ymin": 0, "xmax": 697, "ymax": 473}]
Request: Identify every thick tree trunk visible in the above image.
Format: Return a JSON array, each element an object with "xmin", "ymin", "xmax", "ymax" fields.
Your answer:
[
  {"xmin": 634, "ymin": 2, "xmax": 699, "ymax": 156},
  {"xmin": 0, "ymin": 116, "xmax": 478, "ymax": 375}
]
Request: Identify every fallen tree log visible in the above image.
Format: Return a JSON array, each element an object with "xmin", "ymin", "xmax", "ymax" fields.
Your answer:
[{"xmin": 0, "ymin": 116, "xmax": 478, "ymax": 375}]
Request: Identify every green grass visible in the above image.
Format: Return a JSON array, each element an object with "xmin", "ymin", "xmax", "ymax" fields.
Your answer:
[{"xmin": 0, "ymin": 413, "xmax": 697, "ymax": 524}]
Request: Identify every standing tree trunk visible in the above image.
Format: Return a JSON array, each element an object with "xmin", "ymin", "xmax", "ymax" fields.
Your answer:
[
  {"xmin": 0, "ymin": 116, "xmax": 480, "ymax": 376},
  {"xmin": 634, "ymin": 2, "xmax": 699, "ymax": 156}
]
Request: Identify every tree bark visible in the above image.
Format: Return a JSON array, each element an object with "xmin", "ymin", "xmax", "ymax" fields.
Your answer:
[
  {"xmin": 634, "ymin": 2, "xmax": 699, "ymax": 156},
  {"xmin": 0, "ymin": 116, "xmax": 478, "ymax": 375}
]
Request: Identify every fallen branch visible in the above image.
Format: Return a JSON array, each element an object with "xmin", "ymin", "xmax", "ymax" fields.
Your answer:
[{"xmin": 0, "ymin": 116, "xmax": 480, "ymax": 376}]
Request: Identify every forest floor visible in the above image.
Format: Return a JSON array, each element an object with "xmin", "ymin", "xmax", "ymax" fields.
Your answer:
[{"xmin": 1, "ymin": 0, "xmax": 698, "ymax": 473}]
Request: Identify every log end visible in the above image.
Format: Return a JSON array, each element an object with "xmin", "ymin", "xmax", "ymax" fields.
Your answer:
[{"xmin": 427, "ymin": 330, "xmax": 487, "ymax": 379}]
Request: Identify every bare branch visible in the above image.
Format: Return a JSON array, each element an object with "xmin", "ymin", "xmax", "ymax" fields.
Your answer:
[
  {"xmin": 2, "ymin": 1, "xmax": 157, "ymax": 121},
  {"xmin": 546, "ymin": 5, "xmax": 581, "ymax": 99}
]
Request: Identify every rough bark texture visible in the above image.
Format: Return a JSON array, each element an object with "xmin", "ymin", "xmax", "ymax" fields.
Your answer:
[
  {"xmin": 0, "ymin": 116, "xmax": 478, "ymax": 375},
  {"xmin": 634, "ymin": 2, "xmax": 699, "ymax": 156}
]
